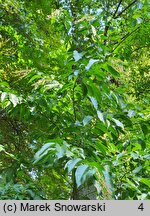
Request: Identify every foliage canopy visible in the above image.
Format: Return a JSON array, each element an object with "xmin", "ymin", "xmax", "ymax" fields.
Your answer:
[{"xmin": 0, "ymin": 0, "xmax": 150, "ymax": 200}]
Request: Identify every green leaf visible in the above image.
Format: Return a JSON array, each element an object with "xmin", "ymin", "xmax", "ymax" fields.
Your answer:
[
  {"xmin": 9, "ymin": 93, "xmax": 19, "ymax": 107},
  {"xmin": 126, "ymin": 179, "xmax": 139, "ymax": 192},
  {"xmin": 86, "ymin": 80, "xmax": 101, "ymax": 102},
  {"xmin": 95, "ymin": 142, "xmax": 107, "ymax": 155},
  {"xmin": 106, "ymin": 65, "xmax": 120, "ymax": 77},
  {"xmin": 28, "ymin": 74, "xmax": 42, "ymax": 84},
  {"xmin": 133, "ymin": 166, "xmax": 142, "ymax": 174},
  {"xmin": 141, "ymin": 123, "xmax": 149, "ymax": 136},
  {"xmin": 112, "ymin": 118, "xmax": 124, "ymax": 129},
  {"xmin": 34, "ymin": 142, "xmax": 55, "ymax": 164},
  {"xmin": 81, "ymin": 83, "xmax": 88, "ymax": 97},
  {"xmin": 85, "ymin": 59, "xmax": 99, "ymax": 70},
  {"xmin": 103, "ymin": 165, "xmax": 113, "ymax": 192},
  {"xmin": 83, "ymin": 115, "xmax": 93, "ymax": 126},
  {"xmin": 97, "ymin": 110, "xmax": 105, "ymax": 124},
  {"xmin": 96, "ymin": 122, "xmax": 108, "ymax": 133},
  {"xmin": 91, "ymin": 25, "xmax": 96, "ymax": 36},
  {"xmin": 75, "ymin": 164, "xmax": 96, "ymax": 187},
  {"xmin": 86, "ymin": 161, "xmax": 103, "ymax": 173},
  {"xmin": 65, "ymin": 158, "xmax": 82, "ymax": 173},
  {"xmin": 0, "ymin": 81, "xmax": 10, "ymax": 88},
  {"xmin": 89, "ymin": 96, "xmax": 98, "ymax": 110},
  {"xmin": 73, "ymin": 50, "xmax": 83, "ymax": 62},
  {"xmin": 140, "ymin": 178, "xmax": 150, "ymax": 188},
  {"xmin": 0, "ymin": 145, "xmax": 5, "ymax": 152},
  {"xmin": 1, "ymin": 92, "xmax": 7, "ymax": 102},
  {"xmin": 138, "ymin": 138, "xmax": 146, "ymax": 150},
  {"xmin": 56, "ymin": 144, "xmax": 66, "ymax": 159},
  {"xmin": 75, "ymin": 164, "xmax": 88, "ymax": 187}
]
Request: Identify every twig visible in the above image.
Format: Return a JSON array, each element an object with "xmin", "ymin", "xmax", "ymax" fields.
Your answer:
[
  {"xmin": 113, "ymin": 26, "xmax": 140, "ymax": 51},
  {"xmin": 72, "ymin": 78, "xmax": 77, "ymax": 121},
  {"xmin": 113, "ymin": 0, "xmax": 123, "ymax": 18},
  {"xmin": 114, "ymin": 0, "xmax": 138, "ymax": 19},
  {"xmin": 103, "ymin": 1, "xmax": 111, "ymax": 45},
  {"xmin": 131, "ymin": 45, "xmax": 149, "ymax": 54}
]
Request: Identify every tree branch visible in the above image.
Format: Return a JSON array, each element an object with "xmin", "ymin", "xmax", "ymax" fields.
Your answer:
[
  {"xmin": 72, "ymin": 168, "xmax": 79, "ymax": 199},
  {"xmin": 114, "ymin": 0, "xmax": 138, "ymax": 19},
  {"xmin": 103, "ymin": 1, "xmax": 111, "ymax": 45},
  {"xmin": 131, "ymin": 45, "xmax": 149, "ymax": 54},
  {"xmin": 113, "ymin": 0, "xmax": 123, "ymax": 18},
  {"xmin": 72, "ymin": 78, "xmax": 77, "ymax": 121},
  {"xmin": 113, "ymin": 26, "xmax": 140, "ymax": 51},
  {"xmin": 103, "ymin": 23, "xmax": 110, "ymax": 45}
]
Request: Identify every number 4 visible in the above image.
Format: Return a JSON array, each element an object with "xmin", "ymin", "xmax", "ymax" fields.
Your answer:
[{"xmin": 138, "ymin": 203, "xmax": 144, "ymax": 211}]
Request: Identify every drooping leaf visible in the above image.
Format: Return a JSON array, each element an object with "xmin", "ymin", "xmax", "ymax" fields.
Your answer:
[
  {"xmin": 0, "ymin": 144, "xmax": 5, "ymax": 152},
  {"xmin": 91, "ymin": 25, "xmax": 96, "ymax": 36},
  {"xmin": 34, "ymin": 142, "xmax": 55, "ymax": 164},
  {"xmin": 89, "ymin": 96, "xmax": 98, "ymax": 110},
  {"xmin": 73, "ymin": 50, "xmax": 83, "ymax": 62},
  {"xmin": 75, "ymin": 164, "xmax": 88, "ymax": 187},
  {"xmin": 138, "ymin": 138, "xmax": 146, "ymax": 150},
  {"xmin": 85, "ymin": 59, "xmax": 99, "ymax": 70},
  {"xmin": 65, "ymin": 158, "xmax": 82, "ymax": 173},
  {"xmin": 112, "ymin": 118, "xmax": 124, "ymax": 129},
  {"xmin": 97, "ymin": 110, "xmax": 105, "ymax": 124},
  {"xmin": 56, "ymin": 144, "xmax": 66, "ymax": 159},
  {"xmin": 9, "ymin": 93, "xmax": 19, "ymax": 107},
  {"xmin": 75, "ymin": 164, "xmax": 96, "ymax": 187},
  {"xmin": 95, "ymin": 142, "xmax": 107, "ymax": 155},
  {"xmin": 86, "ymin": 81, "xmax": 101, "ymax": 102},
  {"xmin": 128, "ymin": 110, "xmax": 136, "ymax": 118},
  {"xmin": 140, "ymin": 178, "xmax": 150, "ymax": 188},
  {"xmin": 106, "ymin": 64, "xmax": 120, "ymax": 77},
  {"xmin": 83, "ymin": 115, "xmax": 93, "ymax": 126},
  {"xmin": 1, "ymin": 92, "xmax": 7, "ymax": 102},
  {"xmin": 141, "ymin": 123, "xmax": 149, "ymax": 136},
  {"xmin": 28, "ymin": 74, "xmax": 42, "ymax": 84},
  {"xmin": 133, "ymin": 166, "xmax": 142, "ymax": 174},
  {"xmin": 103, "ymin": 165, "xmax": 114, "ymax": 192}
]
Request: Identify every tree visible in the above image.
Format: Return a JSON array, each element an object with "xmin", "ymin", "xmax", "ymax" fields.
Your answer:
[{"xmin": 0, "ymin": 0, "xmax": 150, "ymax": 200}]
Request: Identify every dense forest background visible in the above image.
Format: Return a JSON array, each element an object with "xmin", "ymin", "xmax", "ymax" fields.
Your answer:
[{"xmin": 0, "ymin": 0, "xmax": 150, "ymax": 200}]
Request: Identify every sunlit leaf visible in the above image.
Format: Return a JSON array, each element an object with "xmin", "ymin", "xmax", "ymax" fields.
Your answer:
[
  {"xmin": 34, "ymin": 142, "xmax": 55, "ymax": 164},
  {"xmin": 106, "ymin": 65, "xmax": 120, "ymax": 77},
  {"xmin": 9, "ymin": 93, "xmax": 19, "ymax": 107},
  {"xmin": 28, "ymin": 74, "xmax": 41, "ymax": 84},
  {"xmin": 75, "ymin": 164, "xmax": 96, "ymax": 187},
  {"xmin": 103, "ymin": 165, "xmax": 113, "ymax": 192},
  {"xmin": 0, "ymin": 145, "xmax": 5, "ymax": 152},
  {"xmin": 97, "ymin": 110, "xmax": 105, "ymax": 124},
  {"xmin": 73, "ymin": 50, "xmax": 83, "ymax": 62},
  {"xmin": 1, "ymin": 92, "xmax": 7, "ymax": 102},
  {"xmin": 112, "ymin": 118, "xmax": 124, "ymax": 129},
  {"xmin": 89, "ymin": 96, "xmax": 98, "ymax": 110},
  {"xmin": 75, "ymin": 164, "xmax": 88, "ymax": 187},
  {"xmin": 65, "ymin": 158, "xmax": 82, "ymax": 173},
  {"xmin": 83, "ymin": 115, "xmax": 93, "ymax": 126},
  {"xmin": 140, "ymin": 178, "xmax": 150, "ymax": 188},
  {"xmin": 86, "ymin": 59, "xmax": 99, "ymax": 70},
  {"xmin": 91, "ymin": 25, "xmax": 96, "ymax": 36}
]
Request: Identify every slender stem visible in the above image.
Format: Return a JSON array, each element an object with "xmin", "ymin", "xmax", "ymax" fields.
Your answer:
[
  {"xmin": 113, "ymin": 26, "xmax": 140, "ymax": 51},
  {"xmin": 113, "ymin": 0, "xmax": 123, "ymax": 18},
  {"xmin": 114, "ymin": 0, "xmax": 138, "ymax": 19},
  {"xmin": 72, "ymin": 78, "xmax": 77, "ymax": 121},
  {"xmin": 72, "ymin": 168, "xmax": 79, "ymax": 199},
  {"xmin": 103, "ymin": 1, "xmax": 110, "ymax": 45},
  {"xmin": 131, "ymin": 45, "xmax": 149, "ymax": 54}
]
